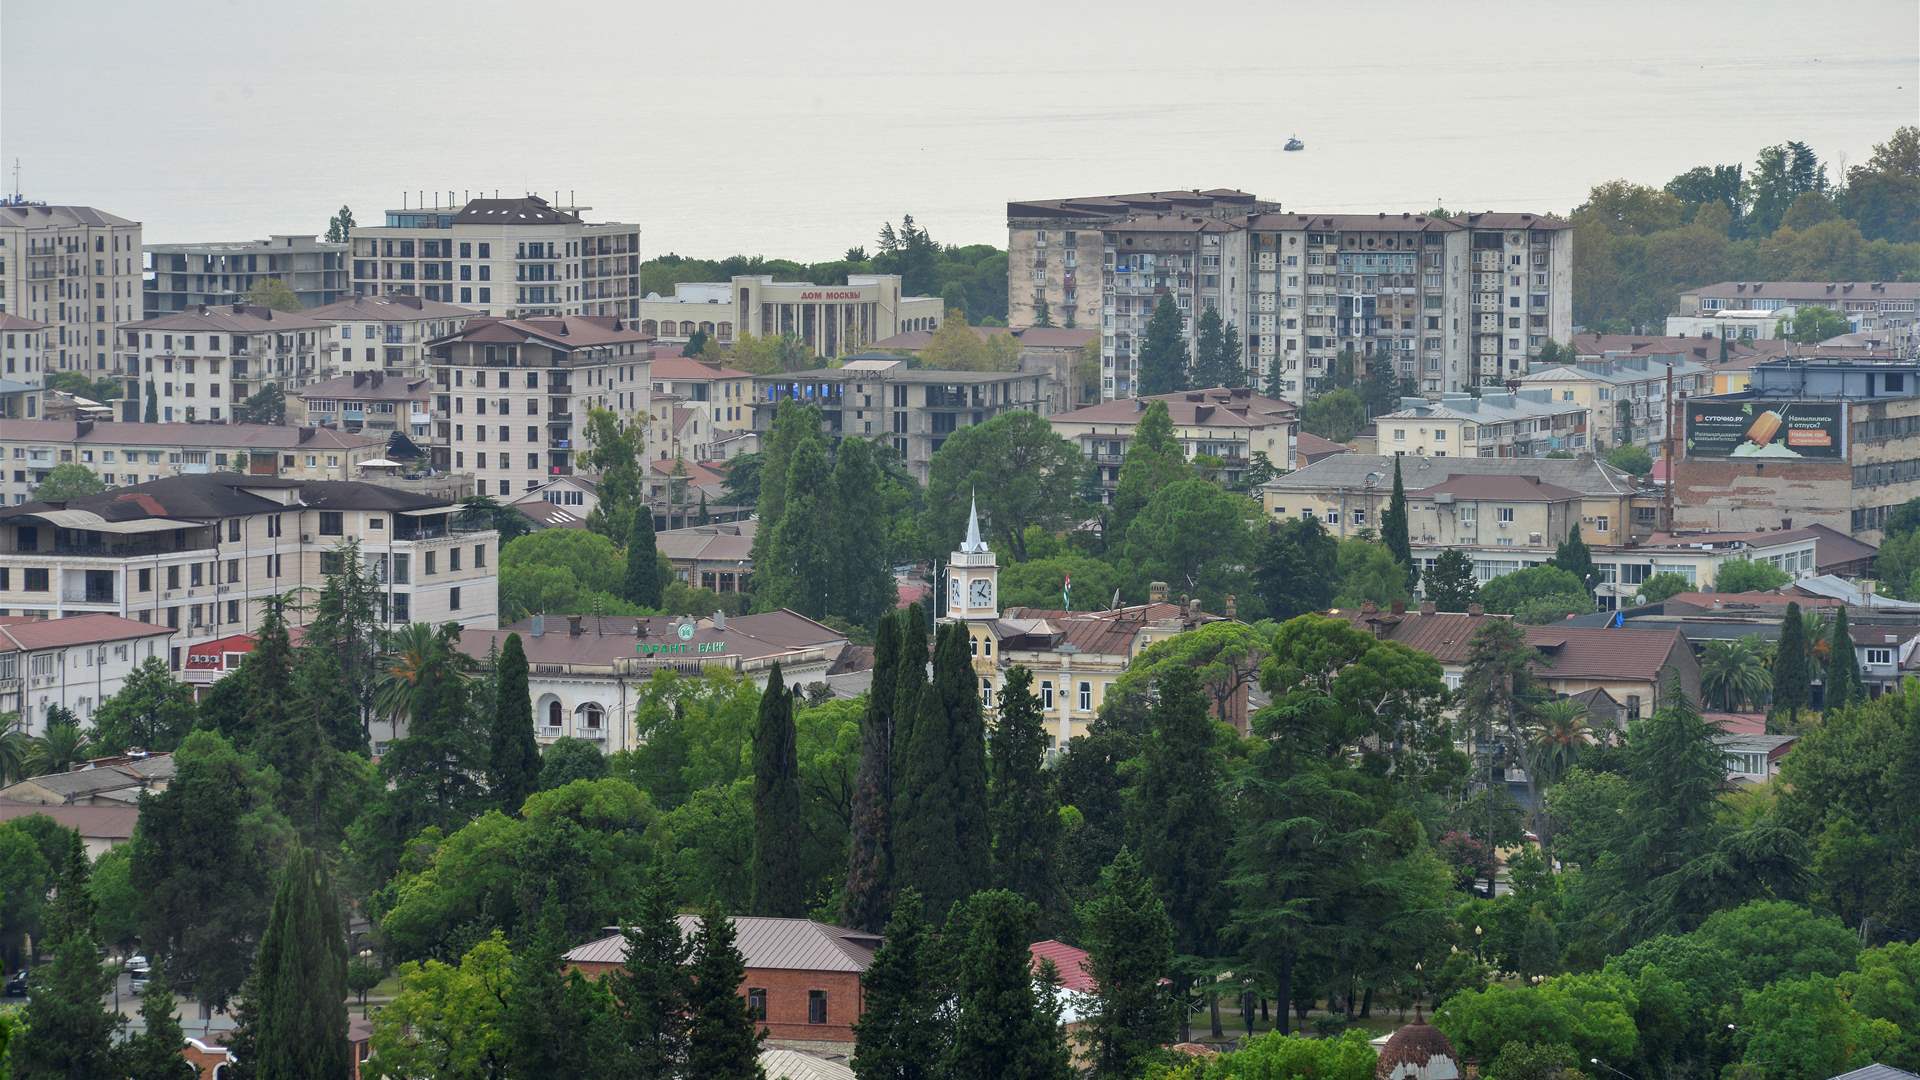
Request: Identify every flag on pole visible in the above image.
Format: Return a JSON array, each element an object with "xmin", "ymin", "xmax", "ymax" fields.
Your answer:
[{"xmin": 1063, "ymin": 572, "xmax": 1072, "ymax": 612}]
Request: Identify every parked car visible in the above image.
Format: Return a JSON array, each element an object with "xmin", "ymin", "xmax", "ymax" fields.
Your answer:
[
  {"xmin": 125, "ymin": 954, "xmax": 151, "ymax": 978},
  {"xmin": 129, "ymin": 973, "xmax": 150, "ymax": 994},
  {"xmin": 3, "ymin": 968, "xmax": 27, "ymax": 997}
]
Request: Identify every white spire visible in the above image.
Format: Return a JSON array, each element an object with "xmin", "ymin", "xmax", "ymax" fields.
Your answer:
[{"xmin": 961, "ymin": 492, "xmax": 988, "ymax": 554}]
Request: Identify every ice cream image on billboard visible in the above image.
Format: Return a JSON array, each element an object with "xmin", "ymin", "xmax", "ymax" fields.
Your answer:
[{"xmin": 1730, "ymin": 408, "xmax": 1799, "ymax": 457}]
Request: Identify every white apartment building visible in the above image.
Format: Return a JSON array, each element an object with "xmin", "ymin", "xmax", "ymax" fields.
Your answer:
[
  {"xmin": 347, "ymin": 194, "xmax": 641, "ymax": 319},
  {"xmin": 1374, "ymin": 389, "xmax": 1591, "ymax": 458},
  {"xmin": 0, "ymin": 201, "xmax": 143, "ymax": 378},
  {"xmin": 0, "ymin": 614, "xmax": 175, "ymax": 736},
  {"xmin": 0, "ymin": 419, "xmax": 381, "ymax": 506},
  {"xmin": 1515, "ymin": 353, "xmax": 1714, "ymax": 450},
  {"xmin": 1679, "ymin": 281, "xmax": 1920, "ymax": 345},
  {"xmin": 303, "ymin": 294, "xmax": 477, "ymax": 378},
  {"xmin": 0, "ymin": 474, "xmax": 498, "ymax": 660},
  {"xmin": 0, "ymin": 313, "xmax": 49, "ymax": 385},
  {"xmin": 429, "ymin": 315, "xmax": 652, "ymax": 497},
  {"xmin": 288, "ymin": 372, "xmax": 432, "ymax": 442},
  {"xmin": 117, "ymin": 304, "xmax": 330, "ymax": 423},
  {"xmin": 636, "ymin": 275, "xmax": 943, "ymax": 360},
  {"xmin": 143, "ymin": 235, "xmax": 347, "ymax": 317}
]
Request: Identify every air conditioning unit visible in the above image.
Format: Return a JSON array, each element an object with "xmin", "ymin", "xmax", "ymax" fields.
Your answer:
[
  {"xmin": 300, "ymin": 533, "xmax": 313, "ymax": 543},
  {"xmin": 1497, "ymin": 521, "xmax": 1509, "ymax": 529}
]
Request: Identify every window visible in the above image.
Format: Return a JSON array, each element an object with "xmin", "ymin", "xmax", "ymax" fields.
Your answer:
[
  {"xmin": 391, "ymin": 593, "xmax": 410, "ymax": 622},
  {"xmin": 319, "ymin": 511, "xmax": 343, "ymax": 536},
  {"xmin": 450, "ymin": 548, "xmax": 461, "ymax": 572},
  {"xmin": 425, "ymin": 551, "xmax": 437, "ymax": 576},
  {"xmin": 137, "ymin": 568, "xmax": 151, "ymax": 592},
  {"xmin": 1497, "ymin": 507, "xmax": 1515, "ymax": 524},
  {"xmin": 1730, "ymin": 751, "xmax": 1767, "ymax": 775},
  {"xmin": 450, "ymin": 586, "xmax": 461, "ymax": 611},
  {"xmin": 577, "ymin": 702, "xmax": 603, "ymax": 730},
  {"xmin": 981, "ymin": 678, "xmax": 993, "ymax": 708},
  {"xmin": 1866, "ymin": 648, "xmax": 1894, "ymax": 666},
  {"xmin": 1040, "ymin": 680, "xmax": 1054, "ymax": 708},
  {"xmin": 166, "ymin": 566, "xmax": 180, "ymax": 590},
  {"xmin": 1626, "ymin": 694, "xmax": 1642, "ymax": 721},
  {"xmin": 747, "ymin": 989, "xmax": 767, "ymax": 1021},
  {"xmin": 1078, "ymin": 681, "xmax": 1092, "ymax": 711},
  {"xmin": 807, "ymin": 990, "xmax": 828, "ymax": 1025},
  {"xmin": 546, "ymin": 701, "xmax": 564, "ymax": 730},
  {"xmin": 1594, "ymin": 516, "xmax": 1609, "ymax": 532},
  {"xmin": 474, "ymin": 544, "xmax": 487, "ymax": 568},
  {"xmin": 227, "ymin": 519, "xmax": 241, "ymax": 542}
]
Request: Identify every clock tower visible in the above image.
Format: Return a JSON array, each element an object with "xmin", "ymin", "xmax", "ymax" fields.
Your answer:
[{"xmin": 947, "ymin": 495, "xmax": 999, "ymax": 621}]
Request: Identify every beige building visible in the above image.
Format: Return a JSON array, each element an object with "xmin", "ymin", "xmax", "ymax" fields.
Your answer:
[
  {"xmin": 0, "ymin": 313, "xmax": 50, "ymax": 386},
  {"xmin": 1678, "ymin": 281, "xmax": 1920, "ymax": 356},
  {"xmin": 428, "ymin": 315, "xmax": 653, "ymax": 497},
  {"xmin": 288, "ymin": 372, "xmax": 433, "ymax": 442},
  {"xmin": 303, "ymin": 293, "xmax": 478, "ymax": 379},
  {"xmin": 750, "ymin": 359, "xmax": 1050, "ymax": 484},
  {"xmin": 1049, "ymin": 385, "xmax": 1296, "ymax": 500},
  {"xmin": 0, "ymin": 418, "xmax": 382, "ymax": 506},
  {"xmin": 1515, "ymin": 353, "xmax": 1712, "ymax": 450},
  {"xmin": 1099, "ymin": 215, "xmax": 1251, "ymax": 399},
  {"xmin": 117, "ymin": 305, "xmax": 331, "ymax": 423},
  {"xmin": 143, "ymin": 235, "xmax": 347, "ymax": 317},
  {"xmin": 0, "ymin": 202, "xmax": 143, "ymax": 379},
  {"xmin": 1006, "ymin": 189, "xmax": 1276, "ymax": 330},
  {"xmin": 348, "ymin": 194, "xmax": 641, "ymax": 320},
  {"xmin": 654, "ymin": 519, "xmax": 755, "ymax": 594},
  {"xmin": 637, "ymin": 275, "xmax": 943, "ymax": 360},
  {"xmin": 871, "ymin": 326, "xmax": 1097, "ymax": 414},
  {"xmin": 1375, "ymin": 389, "xmax": 1590, "ymax": 458},
  {"xmin": 0, "ymin": 474, "xmax": 498, "ymax": 659},
  {"xmin": 647, "ymin": 353, "xmax": 755, "ymax": 432}
]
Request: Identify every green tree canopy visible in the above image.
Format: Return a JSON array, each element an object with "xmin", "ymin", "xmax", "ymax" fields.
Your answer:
[
  {"xmin": 1713, "ymin": 557, "xmax": 1792, "ymax": 594},
  {"xmin": 922, "ymin": 410, "xmax": 1084, "ymax": 563},
  {"xmin": 1301, "ymin": 388, "xmax": 1367, "ymax": 443},
  {"xmin": 31, "ymin": 462, "xmax": 105, "ymax": 502},
  {"xmin": 1137, "ymin": 295, "xmax": 1189, "ymax": 396},
  {"xmin": 246, "ymin": 277, "xmax": 302, "ymax": 312},
  {"xmin": 1123, "ymin": 479, "xmax": 1261, "ymax": 614}
]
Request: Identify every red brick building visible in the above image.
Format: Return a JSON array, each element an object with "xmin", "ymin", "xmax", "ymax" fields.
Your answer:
[{"xmin": 566, "ymin": 916, "xmax": 880, "ymax": 1050}]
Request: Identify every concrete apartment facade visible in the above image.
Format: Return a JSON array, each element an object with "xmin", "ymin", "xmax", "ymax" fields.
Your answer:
[
  {"xmin": 1515, "ymin": 353, "xmax": 1713, "ymax": 450},
  {"xmin": 1374, "ymin": 389, "xmax": 1591, "ymax": 458},
  {"xmin": 287, "ymin": 372, "xmax": 433, "ymax": 442},
  {"xmin": 0, "ymin": 418, "xmax": 381, "ymax": 505},
  {"xmin": 429, "ymin": 315, "xmax": 653, "ymax": 497},
  {"xmin": 636, "ymin": 275, "xmax": 943, "ymax": 360},
  {"xmin": 1099, "ymin": 216, "xmax": 1250, "ymax": 399},
  {"xmin": 1678, "ymin": 281, "xmax": 1920, "ymax": 355},
  {"xmin": 0, "ymin": 313, "xmax": 49, "ymax": 385},
  {"xmin": 143, "ymin": 236, "xmax": 347, "ymax": 317},
  {"xmin": 750, "ymin": 359, "xmax": 1050, "ymax": 484},
  {"xmin": 1049, "ymin": 385, "xmax": 1297, "ymax": 501},
  {"xmin": 348, "ymin": 195, "xmax": 641, "ymax": 319},
  {"xmin": 0, "ymin": 474, "xmax": 498, "ymax": 660},
  {"xmin": 117, "ymin": 305, "xmax": 330, "ymax": 422},
  {"xmin": 302, "ymin": 294, "xmax": 478, "ymax": 379},
  {"xmin": 0, "ymin": 201, "xmax": 143, "ymax": 378},
  {"xmin": 648, "ymin": 354, "xmax": 755, "ymax": 433}
]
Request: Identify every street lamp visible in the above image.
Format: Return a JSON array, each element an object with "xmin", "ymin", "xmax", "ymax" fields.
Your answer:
[{"xmin": 1589, "ymin": 1058, "xmax": 1634, "ymax": 1080}]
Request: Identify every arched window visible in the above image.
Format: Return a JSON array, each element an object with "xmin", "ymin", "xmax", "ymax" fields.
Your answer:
[
  {"xmin": 641, "ymin": 319, "xmax": 658, "ymax": 335},
  {"xmin": 699, "ymin": 321, "xmax": 715, "ymax": 335},
  {"xmin": 575, "ymin": 702, "xmax": 605, "ymax": 731},
  {"xmin": 547, "ymin": 700, "xmax": 563, "ymax": 728},
  {"xmin": 679, "ymin": 320, "xmax": 696, "ymax": 336},
  {"xmin": 718, "ymin": 321, "xmax": 734, "ymax": 340}
]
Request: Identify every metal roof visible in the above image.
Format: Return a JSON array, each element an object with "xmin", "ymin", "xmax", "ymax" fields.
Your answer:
[{"xmin": 566, "ymin": 916, "xmax": 882, "ymax": 973}]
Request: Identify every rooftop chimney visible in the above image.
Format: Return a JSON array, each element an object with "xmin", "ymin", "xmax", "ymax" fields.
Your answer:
[
  {"xmin": 1391, "ymin": 599, "xmax": 1406, "ymax": 615},
  {"xmin": 567, "ymin": 615, "xmax": 583, "ymax": 637},
  {"xmin": 1468, "ymin": 603, "xmax": 1484, "ymax": 616},
  {"xmin": 1419, "ymin": 600, "xmax": 1437, "ymax": 615},
  {"xmin": 530, "ymin": 614, "xmax": 545, "ymax": 638},
  {"xmin": 1148, "ymin": 581, "xmax": 1169, "ymax": 603},
  {"xmin": 1223, "ymin": 594, "xmax": 1236, "ymax": 619}
]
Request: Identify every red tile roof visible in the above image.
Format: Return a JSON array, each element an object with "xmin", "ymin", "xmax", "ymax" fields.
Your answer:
[
  {"xmin": 1332, "ymin": 607, "xmax": 1504, "ymax": 666},
  {"xmin": 1523, "ymin": 626, "xmax": 1687, "ymax": 681},
  {"xmin": 1029, "ymin": 940, "xmax": 1097, "ymax": 993},
  {"xmin": 0, "ymin": 800, "xmax": 139, "ymax": 839},
  {"xmin": 1295, "ymin": 431, "xmax": 1349, "ymax": 463},
  {"xmin": 649, "ymin": 355, "xmax": 752, "ymax": 380},
  {"xmin": 0, "ymin": 615, "xmax": 173, "ymax": 651}
]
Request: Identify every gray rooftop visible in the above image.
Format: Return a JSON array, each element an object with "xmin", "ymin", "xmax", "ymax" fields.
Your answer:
[
  {"xmin": 1380, "ymin": 389, "xmax": 1588, "ymax": 425},
  {"xmin": 566, "ymin": 916, "xmax": 881, "ymax": 973},
  {"xmin": 1262, "ymin": 453, "xmax": 1642, "ymax": 498}
]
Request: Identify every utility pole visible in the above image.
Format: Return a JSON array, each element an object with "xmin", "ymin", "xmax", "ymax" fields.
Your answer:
[{"xmin": 1663, "ymin": 365, "xmax": 1676, "ymax": 530}]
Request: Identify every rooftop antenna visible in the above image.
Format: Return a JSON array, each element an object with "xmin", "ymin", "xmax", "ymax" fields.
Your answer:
[{"xmin": 9, "ymin": 159, "xmax": 19, "ymax": 200}]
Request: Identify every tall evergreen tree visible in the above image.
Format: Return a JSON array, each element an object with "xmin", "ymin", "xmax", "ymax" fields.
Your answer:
[
  {"xmin": 1190, "ymin": 306, "xmax": 1230, "ymax": 389},
  {"xmin": 685, "ymin": 909, "xmax": 764, "ymax": 1079},
  {"xmin": 605, "ymin": 882, "xmax": 692, "ymax": 1076},
  {"xmin": 851, "ymin": 890, "xmax": 945, "ymax": 1080},
  {"xmin": 1425, "ymin": 548, "xmax": 1480, "ymax": 611},
  {"xmin": 1772, "ymin": 601, "xmax": 1812, "ymax": 728},
  {"xmin": 937, "ymin": 623, "xmax": 993, "ymax": 905},
  {"xmin": 144, "ymin": 380, "xmax": 159, "ymax": 422},
  {"xmin": 1552, "ymin": 523, "xmax": 1599, "ymax": 593},
  {"xmin": 123, "ymin": 967, "xmax": 194, "ymax": 1080},
  {"xmin": 892, "ymin": 624, "xmax": 990, "ymax": 921},
  {"xmin": 1382, "ymin": 455, "xmax": 1417, "ymax": 591},
  {"xmin": 624, "ymin": 512, "xmax": 663, "ymax": 608},
  {"xmin": 892, "ymin": 605, "xmax": 929, "ymax": 774},
  {"xmin": 1264, "ymin": 356, "xmax": 1286, "ymax": 400},
  {"xmin": 1361, "ymin": 352, "xmax": 1401, "ymax": 417},
  {"xmin": 1619, "ymin": 677, "xmax": 1731, "ymax": 940},
  {"xmin": 944, "ymin": 890, "xmax": 1072, "ymax": 1080},
  {"xmin": 1220, "ymin": 320, "xmax": 1246, "ymax": 388},
  {"xmin": 1131, "ymin": 664, "xmax": 1229, "ymax": 1040},
  {"xmin": 274, "ymin": 638, "xmax": 352, "ymax": 841},
  {"xmin": 377, "ymin": 623, "xmax": 485, "ymax": 840},
  {"xmin": 749, "ymin": 401, "xmax": 823, "ymax": 587},
  {"xmin": 988, "ymin": 666, "xmax": 1060, "ymax": 919},
  {"xmin": 1253, "ymin": 516, "xmax": 1337, "ymax": 620},
  {"xmin": 1110, "ymin": 401, "xmax": 1192, "ymax": 545},
  {"xmin": 830, "ymin": 439, "xmax": 897, "ymax": 626},
  {"xmin": 1080, "ymin": 848, "xmax": 1177, "ymax": 1078},
  {"xmin": 303, "ymin": 541, "xmax": 382, "ymax": 752},
  {"xmin": 242, "ymin": 843, "xmax": 350, "ymax": 1080},
  {"xmin": 760, "ymin": 437, "xmax": 836, "ymax": 617},
  {"xmin": 507, "ymin": 896, "xmax": 622, "ymax": 1079},
  {"xmin": 14, "ymin": 841, "xmax": 123, "ymax": 1079},
  {"xmin": 845, "ymin": 612, "xmax": 902, "ymax": 932},
  {"xmin": 1825, "ymin": 606, "xmax": 1862, "ymax": 710},
  {"xmin": 751, "ymin": 664, "xmax": 806, "ymax": 917},
  {"xmin": 487, "ymin": 633, "xmax": 541, "ymax": 814},
  {"xmin": 1137, "ymin": 294, "xmax": 1189, "ymax": 396}
]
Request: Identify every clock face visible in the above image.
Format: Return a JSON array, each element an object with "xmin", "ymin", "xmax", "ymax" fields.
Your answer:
[
  {"xmin": 949, "ymin": 576, "xmax": 962, "ymax": 609},
  {"xmin": 969, "ymin": 578, "xmax": 994, "ymax": 608}
]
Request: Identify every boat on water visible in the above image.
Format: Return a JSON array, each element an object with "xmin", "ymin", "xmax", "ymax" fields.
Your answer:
[{"xmin": 1284, "ymin": 135, "xmax": 1305, "ymax": 151}]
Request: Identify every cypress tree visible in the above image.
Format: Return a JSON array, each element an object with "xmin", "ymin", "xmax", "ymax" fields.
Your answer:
[
  {"xmin": 845, "ymin": 611, "xmax": 902, "ymax": 932},
  {"xmin": 1137, "ymin": 294, "xmax": 1189, "ymax": 396},
  {"xmin": 242, "ymin": 843, "xmax": 350, "ymax": 1080},
  {"xmin": 685, "ymin": 909, "xmax": 763, "ymax": 1079},
  {"xmin": 605, "ymin": 882, "xmax": 691, "ymax": 1076},
  {"xmin": 891, "ymin": 605, "xmax": 929, "ymax": 794},
  {"xmin": 988, "ymin": 666, "xmax": 1060, "ymax": 919},
  {"xmin": 624, "ymin": 513, "xmax": 663, "ymax": 609},
  {"xmin": 144, "ymin": 380, "xmax": 159, "ymax": 422},
  {"xmin": 124, "ymin": 967, "xmax": 195, "ymax": 1080},
  {"xmin": 1382, "ymin": 455, "xmax": 1417, "ymax": 590},
  {"xmin": 507, "ymin": 896, "xmax": 622, "ymax": 1079},
  {"xmin": 851, "ymin": 890, "xmax": 946, "ymax": 1080},
  {"xmin": 936, "ymin": 624, "xmax": 991, "ymax": 904},
  {"xmin": 14, "ymin": 841, "xmax": 123, "ymax": 1078},
  {"xmin": 1826, "ymin": 605, "xmax": 1862, "ymax": 710},
  {"xmin": 1620, "ymin": 676, "xmax": 1728, "ymax": 939},
  {"xmin": 1080, "ymin": 848, "xmax": 1177, "ymax": 1079},
  {"xmin": 891, "ymin": 683, "xmax": 957, "ymax": 918},
  {"xmin": 487, "ymin": 633, "xmax": 541, "ymax": 814},
  {"xmin": 272, "ymin": 642, "xmax": 348, "ymax": 841},
  {"xmin": 831, "ymin": 439, "xmax": 896, "ymax": 626},
  {"xmin": 944, "ymin": 890, "xmax": 1072, "ymax": 1080},
  {"xmin": 762, "ymin": 436, "xmax": 837, "ymax": 617},
  {"xmin": 751, "ymin": 663, "xmax": 806, "ymax": 916},
  {"xmin": 1771, "ymin": 601, "xmax": 1812, "ymax": 728},
  {"xmin": 1552, "ymin": 523, "xmax": 1598, "ymax": 593}
]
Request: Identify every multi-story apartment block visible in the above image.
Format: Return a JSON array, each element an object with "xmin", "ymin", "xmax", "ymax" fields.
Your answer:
[
  {"xmin": 1515, "ymin": 352, "xmax": 1712, "ymax": 450},
  {"xmin": 647, "ymin": 354, "xmax": 755, "ymax": 432},
  {"xmin": 636, "ymin": 275, "xmax": 943, "ymax": 360},
  {"xmin": 1099, "ymin": 216, "xmax": 1249, "ymax": 399},
  {"xmin": 0, "ymin": 418, "xmax": 381, "ymax": 506},
  {"xmin": 1678, "ymin": 281, "xmax": 1920, "ymax": 356},
  {"xmin": 0, "ymin": 474, "xmax": 499, "ymax": 660},
  {"xmin": 1006, "ymin": 189, "xmax": 1278, "ymax": 330},
  {"xmin": 0, "ymin": 313, "xmax": 49, "ymax": 385},
  {"xmin": 1374, "ymin": 389, "xmax": 1591, "ymax": 458},
  {"xmin": 143, "ymin": 235, "xmax": 347, "ymax": 317},
  {"xmin": 1049, "ymin": 386, "xmax": 1297, "ymax": 500},
  {"xmin": 347, "ymin": 194, "xmax": 641, "ymax": 319},
  {"xmin": 429, "ymin": 315, "xmax": 653, "ymax": 497},
  {"xmin": 288, "ymin": 372, "xmax": 433, "ymax": 442},
  {"xmin": 117, "ymin": 305, "xmax": 330, "ymax": 423},
  {"xmin": 749, "ymin": 358, "xmax": 1050, "ymax": 484},
  {"xmin": 0, "ymin": 201, "xmax": 143, "ymax": 378},
  {"xmin": 303, "ymin": 294, "xmax": 477, "ymax": 379},
  {"xmin": 0, "ymin": 614, "xmax": 176, "ymax": 737}
]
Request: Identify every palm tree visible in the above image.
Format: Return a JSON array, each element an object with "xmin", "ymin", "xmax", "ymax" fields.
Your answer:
[
  {"xmin": 1700, "ymin": 638, "xmax": 1771, "ymax": 711},
  {"xmin": 1525, "ymin": 699, "xmax": 1595, "ymax": 790},
  {"xmin": 374, "ymin": 622, "xmax": 468, "ymax": 726},
  {"xmin": 1802, "ymin": 609, "xmax": 1834, "ymax": 683},
  {"xmin": 29, "ymin": 720, "xmax": 91, "ymax": 776},
  {"xmin": 0, "ymin": 718, "xmax": 32, "ymax": 785}
]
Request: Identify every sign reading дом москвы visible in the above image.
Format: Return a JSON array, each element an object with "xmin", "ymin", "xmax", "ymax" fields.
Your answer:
[{"xmin": 1684, "ymin": 400, "xmax": 1847, "ymax": 461}]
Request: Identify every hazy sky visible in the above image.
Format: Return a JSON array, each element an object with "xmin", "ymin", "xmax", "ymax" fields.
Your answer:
[{"xmin": 3, "ymin": 0, "xmax": 1916, "ymax": 259}]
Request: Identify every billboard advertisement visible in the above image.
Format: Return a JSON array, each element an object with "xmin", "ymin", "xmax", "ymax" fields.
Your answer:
[{"xmin": 1684, "ymin": 401, "xmax": 1846, "ymax": 461}]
